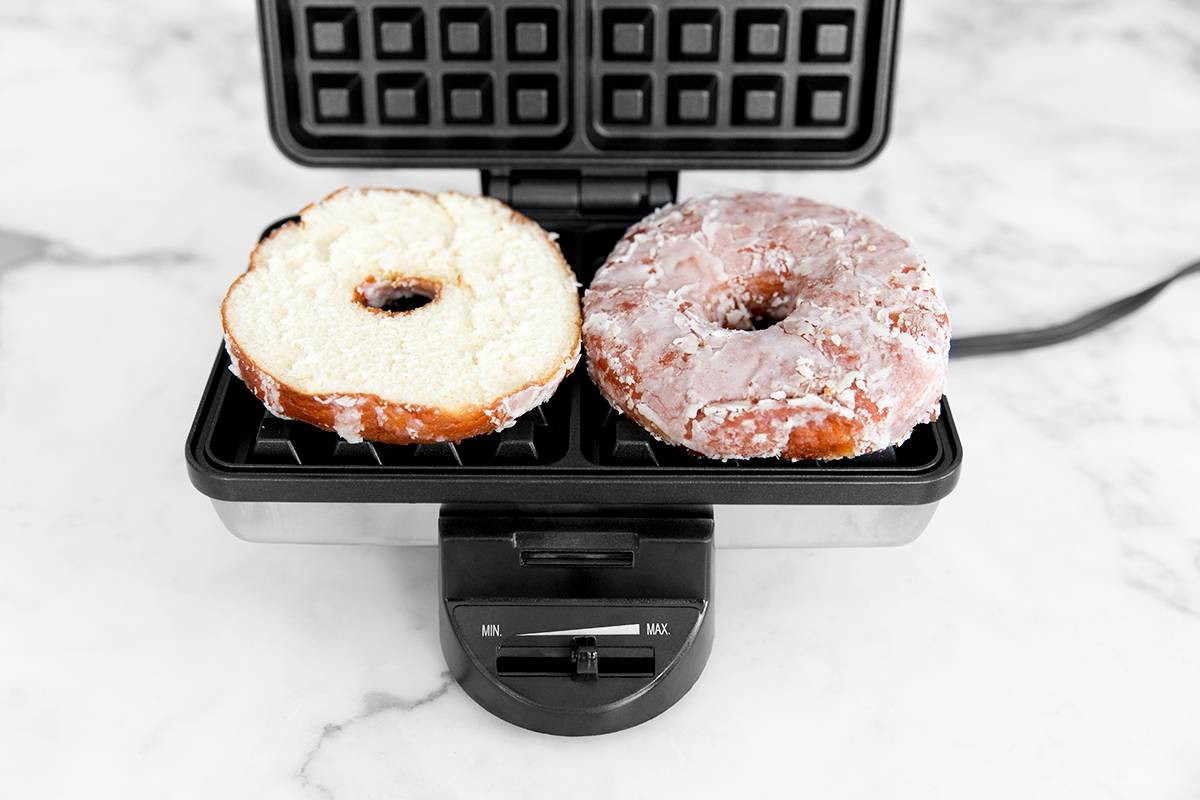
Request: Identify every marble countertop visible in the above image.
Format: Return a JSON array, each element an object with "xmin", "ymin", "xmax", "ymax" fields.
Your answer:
[{"xmin": 3, "ymin": 0, "xmax": 1199, "ymax": 797}]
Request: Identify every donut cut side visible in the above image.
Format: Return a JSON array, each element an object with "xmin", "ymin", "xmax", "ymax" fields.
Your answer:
[
  {"xmin": 222, "ymin": 187, "xmax": 581, "ymax": 444},
  {"xmin": 583, "ymin": 192, "xmax": 951, "ymax": 461}
]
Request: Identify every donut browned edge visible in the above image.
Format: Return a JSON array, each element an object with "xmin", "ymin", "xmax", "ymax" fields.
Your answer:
[
  {"xmin": 584, "ymin": 351, "xmax": 863, "ymax": 462},
  {"xmin": 220, "ymin": 187, "xmax": 581, "ymax": 445}
]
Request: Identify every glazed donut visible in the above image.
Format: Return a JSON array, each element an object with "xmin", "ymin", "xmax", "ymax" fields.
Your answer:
[
  {"xmin": 222, "ymin": 187, "xmax": 581, "ymax": 444},
  {"xmin": 582, "ymin": 192, "xmax": 950, "ymax": 460}
]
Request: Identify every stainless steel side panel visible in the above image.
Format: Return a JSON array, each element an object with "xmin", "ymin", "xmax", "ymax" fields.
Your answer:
[{"xmin": 211, "ymin": 500, "xmax": 940, "ymax": 549}]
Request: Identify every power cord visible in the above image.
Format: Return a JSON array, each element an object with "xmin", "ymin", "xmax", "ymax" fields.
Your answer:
[{"xmin": 950, "ymin": 258, "xmax": 1200, "ymax": 358}]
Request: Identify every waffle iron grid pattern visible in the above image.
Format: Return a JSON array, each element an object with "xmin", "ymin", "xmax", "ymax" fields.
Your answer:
[
  {"xmin": 290, "ymin": 0, "xmax": 573, "ymax": 142},
  {"xmin": 590, "ymin": 0, "xmax": 864, "ymax": 145},
  {"xmin": 263, "ymin": 0, "xmax": 895, "ymax": 165}
]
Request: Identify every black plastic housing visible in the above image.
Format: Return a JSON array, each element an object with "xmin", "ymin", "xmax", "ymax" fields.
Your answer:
[
  {"xmin": 439, "ymin": 507, "xmax": 714, "ymax": 735},
  {"xmin": 259, "ymin": 0, "xmax": 900, "ymax": 169}
]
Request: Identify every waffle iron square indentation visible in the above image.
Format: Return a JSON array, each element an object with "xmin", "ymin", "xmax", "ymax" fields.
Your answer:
[
  {"xmin": 306, "ymin": 6, "xmax": 361, "ymax": 59},
  {"xmin": 800, "ymin": 8, "xmax": 855, "ymax": 63},
  {"xmin": 374, "ymin": 6, "xmax": 426, "ymax": 60},
  {"xmin": 312, "ymin": 72, "xmax": 364, "ymax": 123},
  {"xmin": 507, "ymin": 7, "xmax": 560, "ymax": 60},
  {"xmin": 378, "ymin": 73, "xmax": 430, "ymax": 123},
  {"xmin": 439, "ymin": 7, "xmax": 493, "ymax": 61},
  {"xmin": 668, "ymin": 9, "xmax": 720, "ymax": 62}
]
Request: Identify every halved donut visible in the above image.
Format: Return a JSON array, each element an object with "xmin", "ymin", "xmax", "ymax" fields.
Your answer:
[{"xmin": 222, "ymin": 187, "xmax": 581, "ymax": 444}]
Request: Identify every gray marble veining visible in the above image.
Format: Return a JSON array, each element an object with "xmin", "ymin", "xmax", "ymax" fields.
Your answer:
[{"xmin": 1, "ymin": 0, "xmax": 1198, "ymax": 797}]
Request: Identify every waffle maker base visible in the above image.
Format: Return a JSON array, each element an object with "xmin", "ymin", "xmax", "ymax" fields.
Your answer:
[{"xmin": 187, "ymin": 0, "xmax": 961, "ymax": 735}]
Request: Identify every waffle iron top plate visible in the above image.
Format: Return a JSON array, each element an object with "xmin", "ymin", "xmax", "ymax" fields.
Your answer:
[{"xmin": 260, "ymin": 0, "xmax": 900, "ymax": 168}]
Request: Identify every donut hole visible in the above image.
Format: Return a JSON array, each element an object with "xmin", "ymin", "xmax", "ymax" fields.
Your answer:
[
  {"xmin": 355, "ymin": 277, "xmax": 440, "ymax": 315},
  {"xmin": 714, "ymin": 286, "xmax": 799, "ymax": 331},
  {"xmin": 750, "ymin": 314, "xmax": 783, "ymax": 331}
]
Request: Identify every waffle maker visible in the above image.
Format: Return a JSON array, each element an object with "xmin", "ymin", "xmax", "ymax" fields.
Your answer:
[{"xmin": 186, "ymin": 0, "xmax": 962, "ymax": 735}]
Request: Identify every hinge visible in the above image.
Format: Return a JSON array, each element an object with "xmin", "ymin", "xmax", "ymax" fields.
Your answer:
[{"xmin": 482, "ymin": 170, "xmax": 677, "ymax": 219}]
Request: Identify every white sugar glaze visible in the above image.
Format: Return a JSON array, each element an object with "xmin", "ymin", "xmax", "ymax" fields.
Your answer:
[
  {"xmin": 582, "ymin": 192, "xmax": 951, "ymax": 460},
  {"xmin": 484, "ymin": 351, "xmax": 577, "ymax": 431},
  {"xmin": 323, "ymin": 395, "xmax": 366, "ymax": 444}
]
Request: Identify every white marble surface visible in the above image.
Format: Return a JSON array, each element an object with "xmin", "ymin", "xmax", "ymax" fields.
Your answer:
[{"xmin": 3, "ymin": 0, "xmax": 1200, "ymax": 797}]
